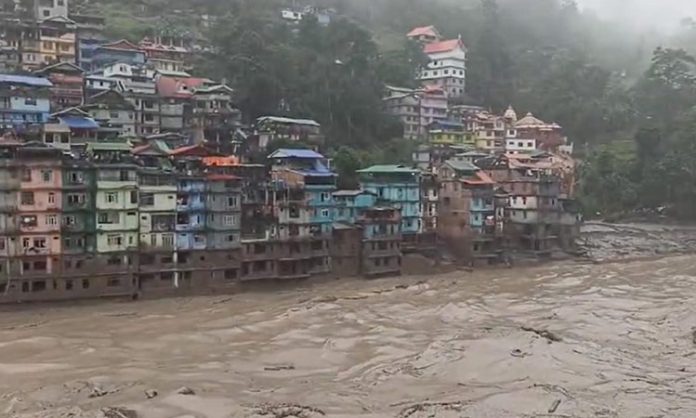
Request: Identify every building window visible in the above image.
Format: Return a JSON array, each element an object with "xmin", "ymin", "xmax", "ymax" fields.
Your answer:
[
  {"xmin": 21, "ymin": 215, "xmax": 37, "ymax": 227},
  {"xmin": 32, "ymin": 238, "xmax": 46, "ymax": 248},
  {"xmin": 321, "ymin": 209, "xmax": 330, "ymax": 218},
  {"xmin": 150, "ymin": 234, "xmax": 157, "ymax": 247},
  {"xmin": 98, "ymin": 212, "xmax": 119, "ymax": 224},
  {"xmin": 140, "ymin": 193, "xmax": 154, "ymax": 206},
  {"xmin": 226, "ymin": 234, "xmax": 235, "ymax": 242},
  {"xmin": 46, "ymin": 215, "xmax": 57, "ymax": 225},
  {"xmin": 130, "ymin": 191, "xmax": 138, "ymax": 204},
  {"xmin": 107, "ymin": 234, "xmax": 123, "ymax": 246},
  {"xmin": 227, "ymin": 196, "xmax": 237, "ymax": 208},
  {"xmin": 162, "ymin": 234, "xmax": 174, "ymax": 247},
  {"xmin": 48, "ymin": 192, "xmax": 56, "ymax": 204},
  {"xmin": 20, "ymin": 191, "xmax": 34, "ymax": 205},
  {"xmin": 223, "ymin": 215, "xmax": 235, "ymax": 226},
  {"xmin": 21, "ymin": 168, "xmax": 31, "ymax": 182},
  {"xmin": 105, "ymin": 192, "xmax": 118, "ymax": 203},
  {"xmin": 43, "ymin": 9, "xmax": 50, "ymax": 17}
]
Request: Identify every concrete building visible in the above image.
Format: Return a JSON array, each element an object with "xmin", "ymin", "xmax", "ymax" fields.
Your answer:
[
  {"xmin": 139, "ymin": 35, "xmax": 190, "ymax": 73},
  {"xmin": 383, "ymin": 85, "xmax": 448, "ymax": 140},
  {"xmin": 34, "ymin": 61, "xmax": 84, "ymax": 112},
  {"xmin": 89, "ymin": 142, "xmax": 139, "ymax": 288},
  {"xmin": 357, "ymin": 165, "xmax": 422, "ymax": 243},
  {"xmin": 254, "ymin": 116, "xmax": 323, "ymax": 150},
  {"xmin": 37, "ymin": 16, "xmax": 76, "ymax": 66},
  {"xmin": 428, "ymin": 120, "xmax": 474, "ymax": 146},
  {"xmin": 358, "ymin": 207, "xmax": 402, "ymax": 277},
  {"xmin": 90, "ymin": 40, "xmax": 146, "ymax": 71},
  {"xmin": 42, "ymin": 107, "xmax": 98, "ymax": 149},
  {"xmin": 191, "ymin": 84, "xmax": 239, "ymax": 151},
  {"xmin": 269, "ymin": 148, "xmax": 336, "ymax": 277},
  {"xmin": 34, "ymin": 0, "xmax": 68, "ymax": 21},
  {"xmin": 438, "ymin": 159, "xmax": 499, "ymax": 264},
  {"xmin": 0, "ymin": 73, "xmax": 51, "ymax": 137},
  {"xmin": 71, "ymin": 14, "xmax": 106, "ymax": 72},
  {"xmin": 83, "ymin": 89, "xmax": 136, "ymax": 139}
]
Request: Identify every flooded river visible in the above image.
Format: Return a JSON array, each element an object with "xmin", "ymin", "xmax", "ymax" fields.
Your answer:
[{"xmin": 3, "ymin": 254, "xmax": 696, "ymax": 417}]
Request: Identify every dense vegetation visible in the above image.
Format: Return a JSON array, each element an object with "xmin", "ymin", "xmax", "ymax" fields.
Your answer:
[{"xmin": 77, "ymin": 0, "xmax": 696, "ymax": 217}]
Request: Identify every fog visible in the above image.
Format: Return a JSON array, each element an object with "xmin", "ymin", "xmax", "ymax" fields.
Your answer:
[{"xmin": 577, "ymin": 0, "xmax": 696, "ymax": 32}]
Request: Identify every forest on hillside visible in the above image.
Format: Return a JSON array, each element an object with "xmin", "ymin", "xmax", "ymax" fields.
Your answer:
[{"xmin": 75, "ymin": 0, "xmax": 696, "ymax": 218}]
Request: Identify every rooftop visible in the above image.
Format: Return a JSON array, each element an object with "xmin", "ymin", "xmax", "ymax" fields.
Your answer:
[
  {"xmin": 0, "ymin": 74, "xmax": 52, "ymax": 87},
  {"xmin": 407, "ymin": 25, "xmax": 441, "ymax": 39},
  {"xmin": 257, "ymin": 116, "xmax": 321, "ymax": 128},
  {"xmin": 423, "ymin": 39, "xmax": 465, "ymax": 55},
  {"xmin": 357, "ymin": 165, "xmax": 420, "ymax": 174},
  {"xmin": 268, "ymin": 148, "xmax": 325, "ymax": 160}
]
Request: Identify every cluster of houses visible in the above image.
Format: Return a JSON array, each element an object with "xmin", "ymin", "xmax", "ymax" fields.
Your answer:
[
  {"xmin": 0, "ymin": 10, "xmax": 584, "ymax": 304},
  {"xmin": 0, "ymin": 134, "xmax": 582, "ymax": 304}
]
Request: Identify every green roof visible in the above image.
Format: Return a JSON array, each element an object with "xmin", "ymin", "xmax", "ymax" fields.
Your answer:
[
  {"xmin": 357, "ymin": 165, "xmax": 419, "ymax": 174},
  {"xmin": 86, "ymin": 142, "xmax": 132, "ymax": 152}
]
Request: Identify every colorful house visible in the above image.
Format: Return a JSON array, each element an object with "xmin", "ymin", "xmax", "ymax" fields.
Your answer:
[
  {"xmin": 269, "ymin": 148, "xmax": 336, "ymax": 277},
  {"xmin": 358, "ymin": 165, "xmax": 422, "ymax": 236},
  {"xmin": 0, "ymin": 74, "xmax": 52, "ymax": 135}
]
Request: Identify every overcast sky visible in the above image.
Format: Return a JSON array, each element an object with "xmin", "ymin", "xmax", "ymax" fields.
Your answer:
[{"xmin": 577, "ymin": 0, "xmax": 696, "ymax": 31}]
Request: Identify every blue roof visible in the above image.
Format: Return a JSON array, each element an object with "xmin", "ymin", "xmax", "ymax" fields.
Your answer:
[
  {"xmin": 268, "ymin": 148, "xmax": 325, "ymax": 159},
  {"xmin": 59, "ymin": 116, "xmax": 100, "ymax": 129},
  {"xmin": 430, "ymin": 120, "xmax": 464, "ymax": 129},
  {"xmin": 0, "ymin": 74, "xmax": 52, "ymax": 87}
]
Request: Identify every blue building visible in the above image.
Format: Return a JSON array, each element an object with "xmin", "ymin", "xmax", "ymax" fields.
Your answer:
[
  {"xmin": 176, "ymin": 175, "xmax": 207, "ymax": 251},
  {"xmin": 268, "ymin": 148, "xmax": 336, "ymax": 276},
  {"xmin": 333, "ymin": 190, "xmax": 378, "ymax": 224},
  {"xmin": 357, "ymin": 165, "xmax": 422, "ymax": 236},
  {"xmin": 0, "ymin": 74, "xmax": 52, "ymax": 135}
]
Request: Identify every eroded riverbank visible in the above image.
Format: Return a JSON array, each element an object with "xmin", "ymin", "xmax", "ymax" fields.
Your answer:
[{"xmin": 3, "ymin": 251, "xmax": 696, "ymax": 417}]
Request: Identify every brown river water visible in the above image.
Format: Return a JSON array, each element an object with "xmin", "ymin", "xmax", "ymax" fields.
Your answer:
[{"xmin": 2, "ymin": 253, "xmax": 696, "ymax": 417}]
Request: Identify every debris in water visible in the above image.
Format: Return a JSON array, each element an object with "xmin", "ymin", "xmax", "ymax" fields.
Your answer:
[
  {"xmin": 548, "ymin": 399, "xmax": 562, "ymax": 413},
  {"xmin": 264, "ymin": 364, "xmax": 296, "ymax": 371},
  {"xmin": 144, "ymin": 389, "xmax": 158, "ymax": 399},
  {"xmin": 175, "ymin": 386, "xmax": 196, "ymax": 395},
  {"xmin": 521, "ymin": 326, "xmax": 563, "ymax": 342},
  {"xmin": 254, "ymin": 403, "xmax": 325, "ymax": 417},
  {"xmin": 98, "ymin": 407, "xmax": 138, "ymax": 418},
  {"xmin": 88, "ymin": 385, "xmax": 108, "ymax": 398},
  {"xmin": 511, "ymin": 349, "xmax": 527, "ymax": 358}
]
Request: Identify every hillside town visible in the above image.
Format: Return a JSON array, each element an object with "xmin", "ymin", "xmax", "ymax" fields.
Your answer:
[{"xmin": 0, "ymin": 2, "xmax": 582, "ymax": 303}]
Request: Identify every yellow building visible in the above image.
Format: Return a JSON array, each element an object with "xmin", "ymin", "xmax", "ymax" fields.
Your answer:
[
  {"xmin": 428, "ymin": 121, "xmax": 475, "ymax": 146},
  {"xmin": 38, "ymin": 17, "xmax": 77, "ymax": 66}
]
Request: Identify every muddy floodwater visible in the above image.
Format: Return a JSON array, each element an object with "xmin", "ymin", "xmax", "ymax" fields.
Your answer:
[{"xmin": 3, "ymin": 250, "xmax": 696, "ymax": 417}]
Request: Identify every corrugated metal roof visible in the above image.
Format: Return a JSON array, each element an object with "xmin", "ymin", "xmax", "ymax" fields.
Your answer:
[
  {"xmin": 257, "ymin": 116, "xmax": 320, "ymax": 127},
  {"xmin": 59, "ymin": 116, "xmax": 99, "ymax": 129},
  {"xmin": 0, "ymin": 74, "xmax": 52, "ymax": 87},
  {"xmin": 445, "ymin": 159, "xmax": 479, "ymax": 172},
  {"xmin": 268, "ymin": 148, "xmax": 325, "ymax": 159},
  {"xmin": 357, "ymin": 165, "xmax": 419, "ymax": 174}
]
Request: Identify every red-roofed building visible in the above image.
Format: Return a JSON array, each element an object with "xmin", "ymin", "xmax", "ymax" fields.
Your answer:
[
  {"xmin": 419, "ymin": 38, "xmax": 467, "ymax": 98},
  {"xmin": 407, "ymin": 25, "xmax": 442, "ymax": 43}
]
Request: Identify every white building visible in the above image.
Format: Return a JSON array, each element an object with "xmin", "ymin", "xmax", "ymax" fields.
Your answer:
[
  {"xmin": 420, "ymin": 38, "xmax": 467, "ymax": 98},
  {"xmin": 36, "ymin": 0, "xmax": 69, "ymax": 21},
  {"xmin": 505, "ymin": 138, "xmax": 537, "ymax": 154}
]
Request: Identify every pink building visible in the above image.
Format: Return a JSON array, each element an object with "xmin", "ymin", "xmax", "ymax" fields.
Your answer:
[{"xmin": 15, "ymin": 145, "xmax": 64, "ymax": 282}]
